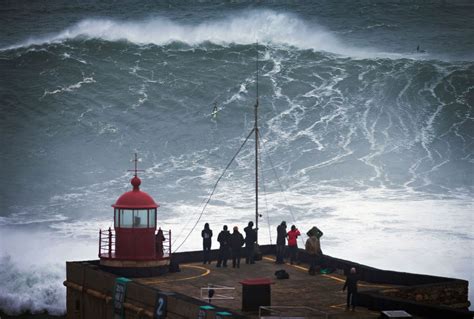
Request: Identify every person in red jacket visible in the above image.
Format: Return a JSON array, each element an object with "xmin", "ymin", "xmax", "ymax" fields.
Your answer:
[{"xmin": 287, "ymin": 225, "xmax": 301, "ymax": 264}]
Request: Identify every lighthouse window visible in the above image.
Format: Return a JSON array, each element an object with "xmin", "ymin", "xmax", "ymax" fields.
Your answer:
[
  {"xmin": 133, "ymin": 210, "xmax": 148, "ymax": 228},
  {"xmin": 119, "ymin": 209, "xmax": 133, "ymax": 228},
  {"xmin": 149, "ymin": 209, "xmax": 156, "ymax": 228},
  {"xmin": 114, "ymin": 209, "xmax": 119, "ymax": 227}
]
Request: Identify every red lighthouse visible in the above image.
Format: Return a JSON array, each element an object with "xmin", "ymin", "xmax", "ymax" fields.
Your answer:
[{"xmin": 99, "ymin": 154, "xmax": 170, "ymax": 274}]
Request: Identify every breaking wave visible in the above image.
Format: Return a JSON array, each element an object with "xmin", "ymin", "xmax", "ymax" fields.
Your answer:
[
  {"xmin": 0, "ymin": 255, "xmax": 65, "ymax": 316},
  {"xmin": 0, "ymin": 228, "xmax": 97, "ymax": 316},
  {"xmin": 3, "ymin": 10, "xmax": 391, "ymax": 58}
]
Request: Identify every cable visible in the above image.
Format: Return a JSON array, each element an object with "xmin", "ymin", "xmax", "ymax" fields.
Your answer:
[
  {"xmin": 173, "ymin": 128, "xmax": 255, "ymax": 253},
  {"xmin": 257, "ymin": 130, "xmax": 273, "ymax": 244},
  {"xmin": 260, "ymin": 137, "xmax": 305, "ymax": 246},
  {"xmin": 171, "ymin": 195, "xmax": 208, "ymax": 248}
]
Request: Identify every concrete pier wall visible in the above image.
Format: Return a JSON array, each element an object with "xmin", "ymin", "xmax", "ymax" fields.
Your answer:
[
  {"xmin": 65, "ymin": 261, "xmax": 246, "ymax": 319},
  {"xmin": 65, "ymin": 246, "xmax": 473, "ymax": 319}
]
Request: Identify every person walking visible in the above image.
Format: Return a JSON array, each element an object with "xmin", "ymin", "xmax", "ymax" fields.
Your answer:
[
  {"xmin": 201, "ymin": 223, "xmax": 213, "ymax": 264},
  {"xmin": 276, "ymin": 221, "xmax": 287, "ymax": 264},
  {"xmin": 287, "ymin": 225, "xmax": 300, "ymax": 265},
  {"xmin": 230, "ymin": 226, "xmax": 245, "ymax": 268},
  {"xmin": 305, "ymin": 232, "xmax": 322, "ymax": 275},
  {"xmin": 244, "ymin": 221, "xmax": 257, "ymax": 264},
  {"xmin": 216, "ymin": 225, "xmax": 230, "ymax": 268},
  {"xmin": 343, "ymin": 267, "xmax": 359, "ymax": 311}
]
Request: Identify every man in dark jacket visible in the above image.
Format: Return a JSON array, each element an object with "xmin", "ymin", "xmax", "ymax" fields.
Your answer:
[
  {"xmin": 275, "ymin": 221, "xmax": 287, "ymax": 264},
  {"xmin": 230, "ymin": 226, "xmax": 245, "ymax": 268},
  {"xmin": 343, "ymin": 267, "xmax": 359, "ymax": 311},
  {"xmin": 216, "ymin": 225, "xmax": 230, "ymax": 267},
  {"xmin": 244, "ymin": 221, "xmax": 256, "ymax": 264}
]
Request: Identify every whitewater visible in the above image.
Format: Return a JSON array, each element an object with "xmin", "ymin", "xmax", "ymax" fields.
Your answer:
[{"xmin": 1, "ymin": 1, "xmax": 473, "ymax": 315}]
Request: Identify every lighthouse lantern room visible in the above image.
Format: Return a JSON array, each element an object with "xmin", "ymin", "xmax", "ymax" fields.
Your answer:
[{"xmin": 99, "ymin": 154, "xmax": 170, "ymax": 271}]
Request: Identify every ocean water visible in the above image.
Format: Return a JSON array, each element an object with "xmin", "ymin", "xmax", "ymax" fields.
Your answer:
[{"xmin": 0, "ymin": 0, "xmax": 473, "ymax": 315}]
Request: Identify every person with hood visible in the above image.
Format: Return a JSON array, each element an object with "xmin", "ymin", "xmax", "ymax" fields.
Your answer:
[
  {"xmin": 287, "ymin": 225, "xmax": 301, "ymax": 264},
  {"xmin": 155, "ymin": 227, "xmax": 165, "ymax": 257},
  {"xmin": 230, "ymin": 226, "xmax": 245, "ymax": 268},
  {"xmin": 216, "ymin": 225, "xmax": 230, "ymax": 267},
  {"xmin": 201, "ymin": 223, "xmax": 213, "ymax": 264},
  {"xmin": 244, "ymin": 221, "xmax": 257, "ymax": 264},
  {"xmin": 276, "ymin": 221, "xmax": 287, "ymax": 264},
  {"xmin": 343, "ymin": 267, "xmax": 359, "ymax": 311},
  {"xmin": 305, "ymin": 232, "xmax": 322, "ymax": 275}
]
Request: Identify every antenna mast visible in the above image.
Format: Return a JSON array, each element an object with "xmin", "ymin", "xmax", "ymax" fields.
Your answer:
[
  {"xmin": 255, "ymin": 42, "xmax": 259, "ymax": 243},
  {"xmin": 128, "ymin": 153, "xmax": 144, "ymax": 177}
]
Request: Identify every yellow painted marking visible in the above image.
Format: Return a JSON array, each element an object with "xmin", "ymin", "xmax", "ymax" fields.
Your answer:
[
  {"xmin": 140, "ymin": 264, "xmax": 211, "ymax": 284},
  {"xmin": 322, "ymin": 274, "xmax": 345, "ymax": 283},
  {"xmin": 262, "ymin": 256, "xmax": 393, "ymax": 288},
  {"xmin": 330, "ymin": 303, "xmax": 347, "ymax": 309},
  {"xmin": 359, "ymin": 283, "xmax": 393, "ymax": 289}
]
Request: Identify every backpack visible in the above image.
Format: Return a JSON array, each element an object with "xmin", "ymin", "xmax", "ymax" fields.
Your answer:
[{"xmin": 274, "ymin": 269, "xmax": 290, "ymax": 279}]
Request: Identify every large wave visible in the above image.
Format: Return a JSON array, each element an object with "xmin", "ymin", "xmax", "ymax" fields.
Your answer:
[{"xmin": 2, "ymin": 10, "xmax": 391, "ymax": 58}]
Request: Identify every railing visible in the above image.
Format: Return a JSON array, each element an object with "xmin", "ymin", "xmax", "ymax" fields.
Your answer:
[
  {"xmin": 98, "ymin": 228, "xmax": 172, "ymax": 259},
  {"xmin": 99, "ymin": 227, "xmax": 116, "ymax": 258},
  {"xmin": 162, "ymin": 229, "xmax": 172, "ymax": 258},
  {"xmin": 200, "ymin": 284, "xmax": 235, "ymax": 301}
]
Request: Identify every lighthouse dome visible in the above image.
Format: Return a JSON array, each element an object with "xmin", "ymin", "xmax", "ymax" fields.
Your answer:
[{"xmin": 112, "ymin": 176, "xmax": 159, "ymax": 209}]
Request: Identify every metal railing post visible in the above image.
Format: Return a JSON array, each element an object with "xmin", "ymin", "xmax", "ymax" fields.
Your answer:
[
  {"xmin": 99, "ymin": 229, "xmax": 102, "ymax": 257},
  {"xmin": 108, "ymin": 227, "xmax": 112, "ymax": 258}
]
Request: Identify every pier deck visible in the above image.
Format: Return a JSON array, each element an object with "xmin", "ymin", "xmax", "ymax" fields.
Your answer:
[
  {"xmin": 65, "ymin": 247, "xmax": 472, "ymax": 319},
  {"xmin": 136, "ymin": 255, "xmax": 395, "ymax": 318}
]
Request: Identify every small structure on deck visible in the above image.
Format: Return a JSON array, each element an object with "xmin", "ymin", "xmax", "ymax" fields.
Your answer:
[{"xmin": 98, "ymin": 154, "xmax": 171, "ymax": 276}]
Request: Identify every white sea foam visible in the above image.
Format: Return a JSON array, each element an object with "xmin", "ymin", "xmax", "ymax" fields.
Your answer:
[
  {"xmin": 2, "ymin": 10, "xmax": 398, "ymax": 59},
  {"xmin": 0, "ymin": 228, "xmax": 96, "ymax": 315},
  {"xmin": 42, "ymin": 75, "xmax": 95, "ymax": 98},
  {"xmin": 0, "ymin": 212, "xmax": 68, "ymax": 226}
]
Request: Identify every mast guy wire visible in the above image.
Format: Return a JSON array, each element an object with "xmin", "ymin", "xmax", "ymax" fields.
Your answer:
[{"xmin": 173, "ymin": 129, "xmax": 255, "ymax": 253}]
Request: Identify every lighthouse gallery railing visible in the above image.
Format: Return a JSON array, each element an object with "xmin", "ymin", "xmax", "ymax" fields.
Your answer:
[
  {"xmin": 98, "ymin": 227, "xmax": 116, "ymax": 258},
  {"xmin": 99, "ymin": 228, "xmax": 171, "ymax": 259}
]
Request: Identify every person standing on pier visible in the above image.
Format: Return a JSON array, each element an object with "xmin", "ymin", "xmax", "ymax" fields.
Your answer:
[
  {"xmin": 287, "ymin": 225, "xmax": 301, "ymax": 264},
  {"xmin": 305, "ymin": 232, "xmax": 322, "ymax": 275},
  {"xmin": 201, "ymin": 223, "xmax": 213, "ymax": 264},
  {"xmin": 244, "ymin": 221, "xmax": 257, "ymax": 264},
  {"xmin": 155, "ymin": 227, "xmax": 166, "ymax": 257},
  {"xmin": 216, "ymin": 225, "xmax": 230, "ymax": 267},
  {"xmin": 276, "ymin": 221, "xmax": 287, "ymax": 264},
  {"xmin": 343, "ymin": 267, "xmax": 359, "ymax": 311},
  {"xmin": 230, "ymin": 226, "xmax": 245, "ymax": 268}
]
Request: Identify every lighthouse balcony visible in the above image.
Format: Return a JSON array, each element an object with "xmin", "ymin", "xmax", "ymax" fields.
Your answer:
[{"xmin": 98, "ymin": 228, "xmax": 171, "ymax": 261}]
